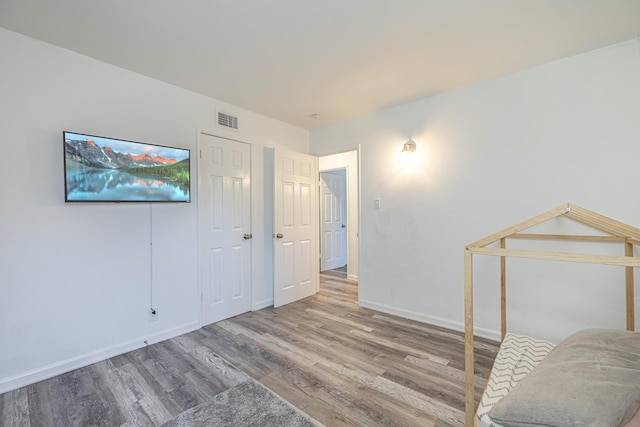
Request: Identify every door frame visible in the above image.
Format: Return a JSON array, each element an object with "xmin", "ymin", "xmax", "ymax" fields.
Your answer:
[{"xmin": 318, "ymin": 149, "xmax": 360, "ymax": 281}]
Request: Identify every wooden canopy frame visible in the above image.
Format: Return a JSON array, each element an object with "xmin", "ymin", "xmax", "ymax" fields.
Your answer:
[{"xmin": 464, "ymin": 203, "xmax": 640, "ymax": 426}]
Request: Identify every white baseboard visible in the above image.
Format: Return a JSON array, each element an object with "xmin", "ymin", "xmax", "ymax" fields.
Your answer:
[
  {"xmin": 253, "ymin": 298, "xmax": 273, "ymax": 311},
  {"xmin": 0, "ymin": 321, "xmax": 201, "ymax": 394},
  {"xmin": 358, "ymin": 299, "xmax": 501, "ymax": 342}
]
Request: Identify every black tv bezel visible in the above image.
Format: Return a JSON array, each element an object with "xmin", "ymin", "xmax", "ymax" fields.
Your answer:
[{"xmin": 63, "ymin": 130, "xmax": 191, "ymax": 203}]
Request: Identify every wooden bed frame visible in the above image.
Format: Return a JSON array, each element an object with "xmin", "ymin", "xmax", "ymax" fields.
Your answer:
[{"xmin": 464, "ymin": 203, "xmax": 640, "ymax": 426}]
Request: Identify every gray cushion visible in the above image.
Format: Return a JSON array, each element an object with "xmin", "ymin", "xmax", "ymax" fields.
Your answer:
[{"xmin": 488, "ymin": 328, "xmax": 640, "ymax": 427}]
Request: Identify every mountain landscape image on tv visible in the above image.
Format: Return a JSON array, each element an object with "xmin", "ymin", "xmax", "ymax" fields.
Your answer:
[{"xmin": 64, "ymin": 131, "xmax": 190, "ymax": 202}]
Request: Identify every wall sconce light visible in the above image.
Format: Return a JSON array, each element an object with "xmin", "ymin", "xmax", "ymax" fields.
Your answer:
[
  {"xmin": 399, "ymin": 138, "xmax": 417, "ymax": 167},
  {"xmin": 402, "ymin": 139, "xmax": 417, "ymax": 154}
]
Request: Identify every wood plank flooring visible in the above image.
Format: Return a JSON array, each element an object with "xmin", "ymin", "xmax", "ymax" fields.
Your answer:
[{"xmin": 0, "ymin": 270, "xmax": 499, "ymax": 426}]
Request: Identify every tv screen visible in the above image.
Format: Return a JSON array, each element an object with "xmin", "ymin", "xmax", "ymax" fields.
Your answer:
[{"xmin": 63, "ymin": 131, "xmax": 190, "ymax": 203}]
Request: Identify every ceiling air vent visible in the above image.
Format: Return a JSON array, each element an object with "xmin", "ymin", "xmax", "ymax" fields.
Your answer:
[{"xmin": 217, "ymin": 111, "xmax": 239, "ymax": 130}]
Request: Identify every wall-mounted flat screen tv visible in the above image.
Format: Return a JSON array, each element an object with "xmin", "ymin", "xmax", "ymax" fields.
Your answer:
[{"xmin": 63, "ymin": 131, "xmax": 190, "ymax": 202}]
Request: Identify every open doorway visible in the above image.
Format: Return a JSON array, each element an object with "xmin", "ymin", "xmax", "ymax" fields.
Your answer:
[
  {"xmin": 318, "ymin": 150, "xmax": 359, "ymax": 282},
  {"xmin": 320, "ymin": 169, "xmax": 347, "ymax": 272}
]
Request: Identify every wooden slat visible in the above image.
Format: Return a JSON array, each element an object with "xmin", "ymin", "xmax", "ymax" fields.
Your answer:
[
  {"xmin": 567, "ymin": 204, "xmax": 640, "ymax": 239},
  {"xmin": 567, "ymin": 212, "xmax": 629, "ymax": 238},
  {"xmin": 626, "ymin": 241, "xmax": 635, "ymax": 331},
  {"xmin": 500, "ymin": 238, "xmax": 506, "ymax": 340},
  {"xmin": 464, "ymin": 248, "xmax": 475, "ymax": 427},
  {"xmin": 467, "ymin": 204, "xmax": 569, "ymax": 249},
  {"xmin": 469, "ymin": 247, "xmax": 640, "ymax": 267},
  {"xmin": 510, "ymin": 233, "xmax": 625, "ymax": 242}
]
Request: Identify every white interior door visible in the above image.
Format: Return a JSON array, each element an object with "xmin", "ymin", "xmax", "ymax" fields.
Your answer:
[
  {"xmin": 273, "ymin": 148, "xmax": 318, "ymax": 307},
  {"xmin": 320, "ymin": 171, "xmax": 347, "ymax": 271},
  {"xmin": 199, "ymin": 134, "xmax": 252, "ymax": 325}
]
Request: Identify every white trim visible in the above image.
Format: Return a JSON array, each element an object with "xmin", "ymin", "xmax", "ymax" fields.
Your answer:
[{"xmin": 0, "ymin": 321, "xmax": 200, "ymax": 394}]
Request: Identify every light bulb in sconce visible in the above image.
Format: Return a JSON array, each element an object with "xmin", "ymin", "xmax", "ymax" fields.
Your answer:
[
  {"xmin": 399, "ymin": 138, "xmax": 417, "ymax": 167},
  {"xmin": 402, "ymin": 139, "xmax": 416, "ymax": 154}
]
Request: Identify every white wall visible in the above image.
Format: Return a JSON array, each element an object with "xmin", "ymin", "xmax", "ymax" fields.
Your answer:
[
  {"xmin": 0, "ymin": 27, "xmax": 308, "ymax": 392},
  {"xmin": 310, "ymin": 38, "xmax": 640, "ymax": 343}
]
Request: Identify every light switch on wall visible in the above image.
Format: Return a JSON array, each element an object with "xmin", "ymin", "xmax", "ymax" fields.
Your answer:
[{"xmin": 373, "ymin": 198, "xmax": 381, "ymax": 210}]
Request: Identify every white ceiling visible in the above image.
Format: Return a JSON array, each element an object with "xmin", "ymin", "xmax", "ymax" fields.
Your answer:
[{"xmin": 1, "ymin": 0, "xmax": 639, "ymax": 129}]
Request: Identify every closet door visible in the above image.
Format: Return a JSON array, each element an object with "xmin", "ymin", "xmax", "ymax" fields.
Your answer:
[{"xmin": 199, "ymin": 134, "xmax": 251, "ymax": 324}]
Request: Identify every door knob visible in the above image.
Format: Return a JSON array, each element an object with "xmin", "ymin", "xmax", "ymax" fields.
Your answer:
[
  {"xmin": 275, "ymin": 233, "xmax": 284, "ymax": 239},
  {"xmin": 243, "ymin": 233, "xmax": 253, "ymax": 240},
  {"xmin": 341, "ymin": 224, "xmax": 346, "ymax": 228}
]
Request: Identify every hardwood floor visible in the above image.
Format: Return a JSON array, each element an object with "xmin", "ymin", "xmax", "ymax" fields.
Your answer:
[{"xmin": 0, "ymin": 271, "xmax": 499, "ymax": 426}]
